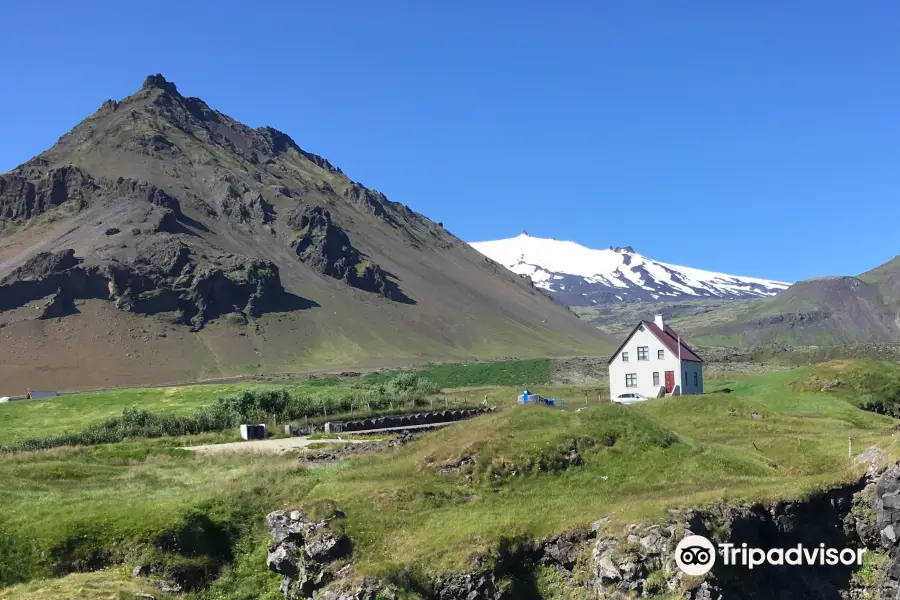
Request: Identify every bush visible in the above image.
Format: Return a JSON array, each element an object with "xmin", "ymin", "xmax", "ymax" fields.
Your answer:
[{"xmin": 1, "ymin": 378, "xmax": 445, "ymax": 453}]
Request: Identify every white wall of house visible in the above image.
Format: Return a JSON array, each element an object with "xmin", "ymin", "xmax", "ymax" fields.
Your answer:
[{"xmin": 608, "ymin": 321, "xmax": 703, "ymax": 400}]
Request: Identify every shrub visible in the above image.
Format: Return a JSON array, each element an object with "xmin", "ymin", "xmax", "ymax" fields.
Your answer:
[{"xmin": 1, "ymin": 378, "xmax": 445, "ymax": 453}]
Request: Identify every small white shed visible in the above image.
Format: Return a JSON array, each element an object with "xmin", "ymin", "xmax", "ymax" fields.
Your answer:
[{"xmin": 240, "ymin": 423, "xmax": 267, "ymax": 440}]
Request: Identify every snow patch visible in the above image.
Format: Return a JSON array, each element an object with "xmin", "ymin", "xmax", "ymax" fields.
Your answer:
[{"xmin": 469, "ymin": 233, "xmax": 789, "ymax": 302}]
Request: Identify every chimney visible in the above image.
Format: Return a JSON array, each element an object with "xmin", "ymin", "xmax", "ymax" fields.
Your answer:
[{"xmin": 654, "ymin": 314, "xmax": 665, "ymax": 330}]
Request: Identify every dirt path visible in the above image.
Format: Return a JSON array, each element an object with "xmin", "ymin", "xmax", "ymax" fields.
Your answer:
[{"xmin": 182, "ymin": 436, "xmax": 365, "ymax": 455}]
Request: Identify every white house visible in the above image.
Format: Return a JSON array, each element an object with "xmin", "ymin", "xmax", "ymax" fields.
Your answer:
[{"xmin": 608, "ymin": 315, "xmax": 703, "ymax": 400}]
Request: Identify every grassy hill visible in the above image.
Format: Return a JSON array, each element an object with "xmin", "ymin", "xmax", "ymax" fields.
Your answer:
[
  {"xmin": 0, "ymin": 360, "xmax": 896, "ymax": 598},
  {"xmin": 642, "ymin": 256, "xmax": 900, "ymax": 348},
  {"xmin": 569, "ymin": 253, "xmax": 900, "ymax": 349}
]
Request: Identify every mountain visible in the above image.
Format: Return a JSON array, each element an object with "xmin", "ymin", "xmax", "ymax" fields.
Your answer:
[
  {"xmin": 469, "ymin": 233, "xmax": 789, "ymax": 306},
  {"xmin": 681, "ymin": 257, "xmax": 900, "ymax": 346},
  {"xmin": 0, "ymin": 75, "xmax": 610, "ymax": 392}
]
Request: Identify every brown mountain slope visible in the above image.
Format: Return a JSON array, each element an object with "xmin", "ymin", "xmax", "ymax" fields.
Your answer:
[
  {"xmin": 682, "ymin": 258, "xmax": 900, "ymax": 346},
  {"xmin": 0, "ymin": 74, "xmax": 610, "ymax": 392}
]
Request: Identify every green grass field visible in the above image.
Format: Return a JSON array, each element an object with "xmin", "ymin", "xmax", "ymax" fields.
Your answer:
[
  {"xmin": 362, "ymin": 358, "xmax": 552, "ymax": 389},
  {"xmin": 0, "ymin": 569, "xmax": 172, "ymax": 600},
  {"xmin": 0, "ymin": 359, "xmax": 897, "ymax": 599},
  {"xmin": 0, "ymin": 384, "xmax": 269, "ymax": 445},
  {"xmin": 0, "ymin": 361, "xmax": 555, "ymax": 446}
]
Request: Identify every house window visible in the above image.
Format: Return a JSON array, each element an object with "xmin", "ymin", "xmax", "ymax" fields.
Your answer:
[
  {"xmin": 694, "ymin": 372, "xmax": 698, "ymax": 386},
  {"xmin": 653, "ymin": 372, "xmax": 660, "ymax": 387},
  {"xmin": 658, "ymin": 349, "xmax": 665, "ymax": 360},
  {"xmin": 684, "ymin": 371, "xmax": 688, "ymax": 385},
  {"xmin": 637, "ymin": 346, "xmax": 649, "ymax": 361},
  {"xmin": 625, "ymin": 373, "xmax": 637, "ymax": 387},
  {"xmin": 622, "ymin": 352, "xmax": 629, "ymax": 362}
]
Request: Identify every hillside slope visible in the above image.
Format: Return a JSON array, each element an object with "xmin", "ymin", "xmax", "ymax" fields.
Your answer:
[
  {"xmin": 686, "ymin": 257, "xmax": 900, "ymax": 346},
  {"xmin": 0, "ymin": 75, "xmax": 610, "ymax": 392}
]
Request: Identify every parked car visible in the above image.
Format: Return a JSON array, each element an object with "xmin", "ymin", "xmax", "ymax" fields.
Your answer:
[{"xmin": 612, "ymin": 392, "xmax": 648, "ymax": 405}]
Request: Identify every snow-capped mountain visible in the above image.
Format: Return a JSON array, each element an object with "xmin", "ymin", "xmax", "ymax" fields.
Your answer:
[{"xmin": 469, "ymin": 232, "xmax": 790, "ymax": 306}]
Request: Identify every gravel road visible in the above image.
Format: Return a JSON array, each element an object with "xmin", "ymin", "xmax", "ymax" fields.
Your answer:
[{"xmin": 182, "ymin": 436, "xmax": 364, "ymax": 455}]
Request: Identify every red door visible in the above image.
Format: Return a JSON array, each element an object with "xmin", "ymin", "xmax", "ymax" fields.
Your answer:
[{"xmin": 664, "ymin": 371, "xmax": 675, "ymax": 393}]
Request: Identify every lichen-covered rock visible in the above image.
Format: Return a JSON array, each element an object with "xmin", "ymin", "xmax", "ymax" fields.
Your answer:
[
  {"xmin": 0, "ymin": 165, "xmax": 97, "ymax": 221},
  {"xmin": 539, "ymin": 531, "xmax": 590, "ymax": 569},
  {"xmin": 342, "ymin": 183, "xmax": 387, "ymax": 218},
  {"xmin": 431, "ymin": 571, "xmax": 497, "ymax": 600},
  {"xmin": 2, "ymin": 249, "xmax": 81, "ymax": 283},
  {"xmin": 316, "ymin": 578, "xmax": 399, "ymax": 600},
  {"xmin": 0, "ymin": 240, "xmax": 288, "ymax": 329},
  {"xmin": 287, "ymin": 204, "xmax": 407, "ymax": 301},
  {"xmin": 266, "ymin": 507, "xmax": 351, "ymax": 599}
]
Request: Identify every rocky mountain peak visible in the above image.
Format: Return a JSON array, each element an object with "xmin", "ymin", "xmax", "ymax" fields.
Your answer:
[
  {"xmin": 0, "ymin": 76, "xmax": 608, "ymax": 390},
  {"xmin": 471, "ymin": 235, "xmax": 789, "ymax": 306},
  {"xmin": 141, "ymin": 73, "xmax": 179, "ymax": 95}
]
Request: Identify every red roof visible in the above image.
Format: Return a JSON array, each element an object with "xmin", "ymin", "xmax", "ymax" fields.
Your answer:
[{"xmin": 607, "ymin": 321, "xmax": 703, "ymax": 364}]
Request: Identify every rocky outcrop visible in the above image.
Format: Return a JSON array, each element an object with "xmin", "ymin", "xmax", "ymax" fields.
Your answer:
[
  {"xmin": 431, "ymin": 572, "xmax": 497, "ymax": 599},
  {"xmin": 3, "ymin": 249, "xmax": 81, "ymax": 282},
  {"xmin": 0, "ymin": 167, "xmax": 185, "ymax": 231},
  {"xmin": 750, "ymin": 310, "xmax": 832, "ymax": 328},
  {"xmin": 266, "ymin": 508, "xmax": 349, "ymax": 598},
  {"xmin": 287, "ymin": 204, "xmax": 409, "ymax": 302},
  {"xmin": 301, "ymin": 433, "xmax": 416, "ymax": 463},
  {"xmin": 342, "ymin": 184, "xmax": 387, "ymax": 218},
  {"xmin": 0, "ymin": 241, "xmax": 292, "ymax": 329},
  {"xmin": 0, "ymin": 165, "xmax": 96, "ymax": 221},
  {"xmin": 217, "ymin": 179, "xmax": 275, "ymax": 226},
  {"xmin": 315, "ymin": 580, "xmax": 399, "ymax": 600},
  {"xmin": 256, "ymin": 468, "xmax": 900, "ymax": 599},
  {"xmin": 869, "ymin": 465, "xmax": 900, "ymax": 597},
  {"xmin": 266, "ymin": 506, "xmax": 402, "ymax": 599}
]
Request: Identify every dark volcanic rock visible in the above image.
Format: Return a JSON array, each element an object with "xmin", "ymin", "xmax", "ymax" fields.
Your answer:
[
  {"xmin": 112, "ymin": 239, "xmax": 285, "ymax": 327},
  {"xmin": 343, "ymin": 184, "xmax": 387, "ymax": 218},
  {"xmin": 0, "ymin": 165, "xmax": 97, "ymax": 221},
  {"xmin": 0, "ymin": 169, "xmax": 185, "ymax": 230},
  {"xmin": 432, "ymin": 572, "xmax": 498, "ymax": 600},
  {"xmin": 142, "ymin": 73, "xmax": 179, "ymax": 94},
  {"xmin": 266, "ymin": 507, "xmax": 353, "ymax": 598},
  {"xmin": 752, "ymin": 310, "xmax": 831, "ymax": 328},
  {"xmin": 0, "ymin": 241, "xmax": 288, "ymax": 329},
  {"xmin": 108, "ymin": 177, "xmax": 182, "ymax": 213},
  {"xmin": 287, "ymin": 204, "xmax": 407, "ymax": 301},
  {"xmin": 3, "ymin": 249, "xmax": 80, "ymax": 282},
  {"xmin": 39, "ymin": 287, "xmax": 77, "ymax": 319}
]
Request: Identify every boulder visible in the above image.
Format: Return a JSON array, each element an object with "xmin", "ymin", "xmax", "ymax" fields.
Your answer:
[
  {"xmin": 131, "ymin": 564, "xmax": 151, "ymax": 578},
  {"xmin": 432, "ymin": 572, "xmax": 497, "ymax": 600},
  {"xmin": 265, "ymin": 507, "xmax": 350, "ymax": 599}
]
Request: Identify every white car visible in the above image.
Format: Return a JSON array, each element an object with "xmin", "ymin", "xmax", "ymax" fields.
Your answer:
[{"xmin": 612, "ymin": 392, "xmax": 648, "ymax": 405}]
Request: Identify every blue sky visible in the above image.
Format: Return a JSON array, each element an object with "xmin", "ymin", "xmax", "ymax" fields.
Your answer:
[{"xmin": 1, "ymin": 1, "xmax": 898, "ymax": 283}]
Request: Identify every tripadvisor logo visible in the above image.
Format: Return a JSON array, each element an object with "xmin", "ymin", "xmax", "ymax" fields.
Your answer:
[
  {"xmin": 675, "ymin": 535, "xmax": 717, "ymax": 576},
  {"xmin": 674, "ymin": 535, "xmax": 867, "ymax": 575}
]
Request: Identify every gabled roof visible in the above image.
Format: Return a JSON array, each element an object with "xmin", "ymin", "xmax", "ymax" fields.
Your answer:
[{"xmin": 607, "ymin": 321, "xmax": 703, "ymax": 364}]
